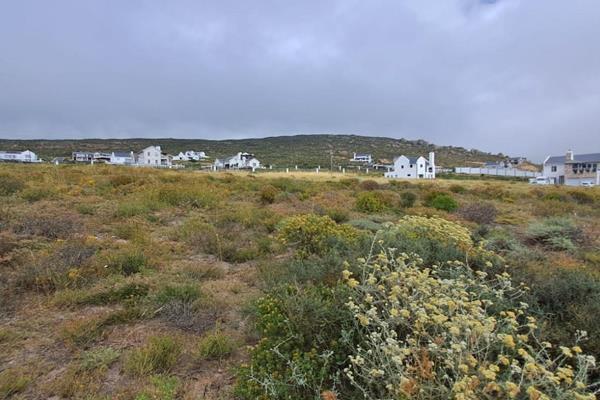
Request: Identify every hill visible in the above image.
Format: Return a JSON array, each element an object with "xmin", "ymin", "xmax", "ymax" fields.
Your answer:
[{"xmin": 0, "ymin": 134, "xmax": 505, "ymax": 167}]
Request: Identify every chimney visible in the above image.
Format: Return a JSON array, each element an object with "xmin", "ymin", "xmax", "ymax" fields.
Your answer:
[
  {"xmin": 429, "ymin": 151, "xmax": 435, "ymax": 167},
  {"xmin": 566, "ymin": 149, "xmax": 574, "ymax": 161}
]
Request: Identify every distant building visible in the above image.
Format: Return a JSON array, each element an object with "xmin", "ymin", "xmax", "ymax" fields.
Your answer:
[
  {"xmin": 0, "ymin": 150, "xmax": 40, "ymax": 163},
  {"xmin": 109, "ymin": 151, "xmax": 136, "ymax": 165},
  {"xmin": 351, "ymin": 153, "xmax": 372, "ymax": 163},
  {"xmin": 543, "ymin": 150, "xmax": 600, "ymax": 186},
  {"xmin": 172, "ymin": 150, "xmax": 207, "ymax": 161},
  {"xmin": 72, "ymin": 151, "xmax": 111, "ymax": 163},
  {"xmin": 137, "ymin": 146, "xmax": 172, "ymax": 167},
  {"xmin": 72, "ymin": 151, "xmax": 95, "ymax": 162},
  {"xmin": 214, "ymin": 152, "xmax": 260, "ymax": 170},
  {"xmin": 507, "ymin": 156, "xmax": 527, "ymax": 166},
  {"xmin": 385, "ymin": 152, "xmax": 435, "ymax": 179}
]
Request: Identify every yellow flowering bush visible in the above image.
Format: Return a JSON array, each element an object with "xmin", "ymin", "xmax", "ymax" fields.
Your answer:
[
  {"xmin": 393, "ymin": 215, "xmax": 474, "ymax": 252},
  {"xmin": 277, "ymin": 214, "xmax": 360, "ymax": 257},
  {"xmin": 342, "ymin": 251, "xmax": 597, "ymax": 400}
]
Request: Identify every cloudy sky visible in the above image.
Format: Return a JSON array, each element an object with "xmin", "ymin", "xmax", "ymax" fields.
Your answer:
[{"xmin": 1, "ymin": 0, "xmax": 599, "ymax": 160}]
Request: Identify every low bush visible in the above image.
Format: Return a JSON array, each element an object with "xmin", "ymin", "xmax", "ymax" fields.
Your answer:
[
  {"xmin": 80, "ymin": 347, "xmax": 120, "ymax": 371},
  {"xmin": 0, "ymin": 368, "xmax": 30, "ymax": 398},
  {"xmin": 277, "ymin": 214, "xmax": 360, "ymax": 257},
  {"xmin": 425, "ymin": 192, "xmax": 458, "ymax": 212},
  {"xmin": 355, "ymin": 191, "xmax": 385, "ymax": 213},
  {"xmin": 155, "ymin": 284, "xmax": 201, "ymax": 305},
  {"xmin": 109, "ymin": 251, "xmax": 146, "ymax": 276},
  {"xmin": 568, "ymin": 189, "xmax": 596, "ymax": 205},
  {"xmin": 115, "ymin": 200, "xmax": 154, "ymax": 218},
  {"xmin": 236, "ymin": 285, "xmax": 357, "ymax": 399},
  {"xmin": 134, "ymin": 375, "xmax": 181, "ymax": 400},
  {"xmin": 20, "ymin": 186, "xmax": 58, "ymax": 202},
  {"xmin": 326, "ymin": 208, "xmax": 350, "ymax": 223},
  {"xmin": 359, "ymin": 179, "xmax": 380, "ymax": 191},
  {"xmin": 197, "ymin": 328, "xmax": 236, "ymax": 360},
  {"xmin": 525, "ymin": 217, "xmax": 581, "ymax": 251},
  {"xmin": 458, "ymin": 202, "xmax": 497, "ymax": 224},
  {"xmin": 259, "ymin": 184, "xmax": 280, "ymax": 204},
  {"xmin": 341, "ymin": 251, "xmax": 597, "ymax": 400},
  {"xmin": 13, "ymin": 212, "xmax": 81, "ymax": 239},
  {"xmin": 74, "ymin": 282, "xmax": 149, "ymax": 306},
  {"xmin": 0, "ymin": 174, "xmax": 24, "ymax": 196},
  {"xmin": 399, "ymin": 191, "xmax": 417, "ymax": 208},
  {"xmin": 124, "ymin": 335, "xmax": 182, "ymax": 376},
  {"xmin": 448, "ymin": 183, "xmax": 466, "ymax": 193}
]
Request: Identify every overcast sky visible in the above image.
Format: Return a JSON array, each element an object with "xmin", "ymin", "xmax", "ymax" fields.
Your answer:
[{"xmin": 1, "ymin": 0, "xmax": 599, "ymax": 160}]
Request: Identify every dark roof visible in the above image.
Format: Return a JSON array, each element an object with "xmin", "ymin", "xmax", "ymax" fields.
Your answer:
[
  {"xmin": 354, "ymin": 153, "xmax": 371, "ymax": 157},
  {"xmin": 0, "ymin": 150, "xmax": 27, "ymax": 154},
  {"xmin": 546, "ymin": 153, "xmax": 600, "ymax": 164},
  {"xmin": 112, "ymin": 151, "xmax": 132, "ymax": 157}
]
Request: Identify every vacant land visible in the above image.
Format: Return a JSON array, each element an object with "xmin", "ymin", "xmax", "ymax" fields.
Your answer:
[{"xmin": 1, "ymin": 164, "xmax": 598, "ymax": 399}]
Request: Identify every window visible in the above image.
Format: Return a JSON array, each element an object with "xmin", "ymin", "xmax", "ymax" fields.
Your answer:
[
  {"xmin": 551, "ymin": 166, "xmax": 557, "ymax": 172},
  {"xmin": 400, "ymin": 165, "xmax": 404, "ymax": 169},
  {"xmin": 420, "ymin": 164, "xmax": 423, "ymax": 168},
  {"xmin": 407, "ymin": 174, "xmax": 411, "ymax": 177},
  {"xmin": 409, "ymin": 164, "xmax": 413, "ymax": 168}
]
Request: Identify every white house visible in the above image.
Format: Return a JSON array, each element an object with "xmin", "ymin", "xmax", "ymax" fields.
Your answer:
[
  {"xmin": 214, "ymin": 152, "xmax": 261, "ymax": 170},
  {"xmin": 0, "ymin": 150, "xmax": 40, "ymax": 163},
  {"xmin": 543, "ymin": 150, "xmax": 600, "ymax": 186},
  {"xmin": 136, "ymin": 146, "xmax": 172, "ymax": 167},
  {"xmin": 385, "ymin": 152, "xmax": 435, "ymax": 179},
  {"xmin": 352, "ymin": 153, "xmax": 372, "ymax": 163},
  {"xmin": 109, "ymin": 151, "xmax": 135, "ymax": 165},
  {"xmin": 172, "ymin": 150, "xmax": 207, "ymax": 161}
]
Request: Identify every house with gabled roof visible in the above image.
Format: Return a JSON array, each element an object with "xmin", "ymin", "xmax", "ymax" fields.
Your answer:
[
  {"xmin": 214, "ymin": 152, "xmax": 260, "ymax": 170},
  {"xmin": 0, "ymin": 150, "xmax": 40, "ymax": 163},
  {"xmin": 543, "ymin": 150, "xmax": 600, "ymax": 186},
  {"xmin": 385, "ymin": 152, "xmax": 435, "ymax": 179}
]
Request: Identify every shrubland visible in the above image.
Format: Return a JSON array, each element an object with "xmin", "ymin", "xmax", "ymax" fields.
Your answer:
[{"xmin": 0, "ymin": 163, "xmax": 598, "ymax": 399}]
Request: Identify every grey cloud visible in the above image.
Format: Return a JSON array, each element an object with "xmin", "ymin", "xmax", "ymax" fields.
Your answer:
[{"xmin": 1, "ymin": 0, "xmax": 599, "ymax": 161}]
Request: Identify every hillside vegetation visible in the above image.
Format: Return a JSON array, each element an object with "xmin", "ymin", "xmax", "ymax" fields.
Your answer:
[
  {"xmin": 1, "ymin": 164, "xmax": 598, "ymax": 399},
  {"xmin": 0, "ymin": 134, "xmax": 506, "ymax": 167}
]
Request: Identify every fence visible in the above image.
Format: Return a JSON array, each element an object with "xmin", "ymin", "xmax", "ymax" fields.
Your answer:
[{"xmin": 454, "ymin": 167, "xmax": 539, "ymax": 178}]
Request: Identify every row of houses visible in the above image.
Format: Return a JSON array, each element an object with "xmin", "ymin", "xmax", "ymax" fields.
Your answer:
[{"xmin": 72, "ymin": 146, "xmax": 175, "ymax": 167}]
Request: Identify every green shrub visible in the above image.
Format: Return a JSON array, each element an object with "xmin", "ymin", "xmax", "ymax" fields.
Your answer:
[
  {"xmin": 76, "ymin": 282, "xmax": 149, "ymax": 306},
  {"xmin": 277, "ymin": 214, "xmax": 359, "ymax": 257},
  {"xmin": 80, "ymin": 347, "xmax": 120, "ymax": 371},
  {"xmin": 125, "ymin": 336, "xmax": 182, "ymax": 376},
  {"xmin": 134, "ymin": 375, "xmax": 181, "ymax": 400},
  {"xmin": 236, "ymin": 285, "xmax": 357, "ymax": 399},
  {"xmin": 115, "ymin": 201, "xmax": 152, "ymax": 218},
  {"xmin": 109, "ymin": 251, "xmax": 146, "ymax": 275},
  {"xmin": 525, "ymin": 217, "xmax": 581, "ymax": 251},
  {"xmin": 156, "ymin": 284, "xmax": 201, "ymax": 305},
  {"xmin": 259, "ymin": 184, "xmax": 280, "ymax": 204},
  {"xmin": 21, "ymin": 186, "xmax": 57, "ymax": 202},
  {"xmin": 326, "ymin": 208, "xmax": 350, "ymax": 223},
  {"xmin": 399, "ymin": 191, "xmax": 417, "ymax": 208},
  {"xmin": 347, "ymin": 218, "xmax": 383, "ymax": 232},
  {"xmin": 355, "ymin": 191, "xmax": 385, "ymax": 213},
  {"xmin": 426, "ymin": 192, "xmax": 458, "ymax": 212},
  {"xmin": 0, "ymin": 174, "xmax": 24, "ymax": 196},
  {"xmin": 197, "ymin": 329, "xmax": 236, "ymax": 360}
]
